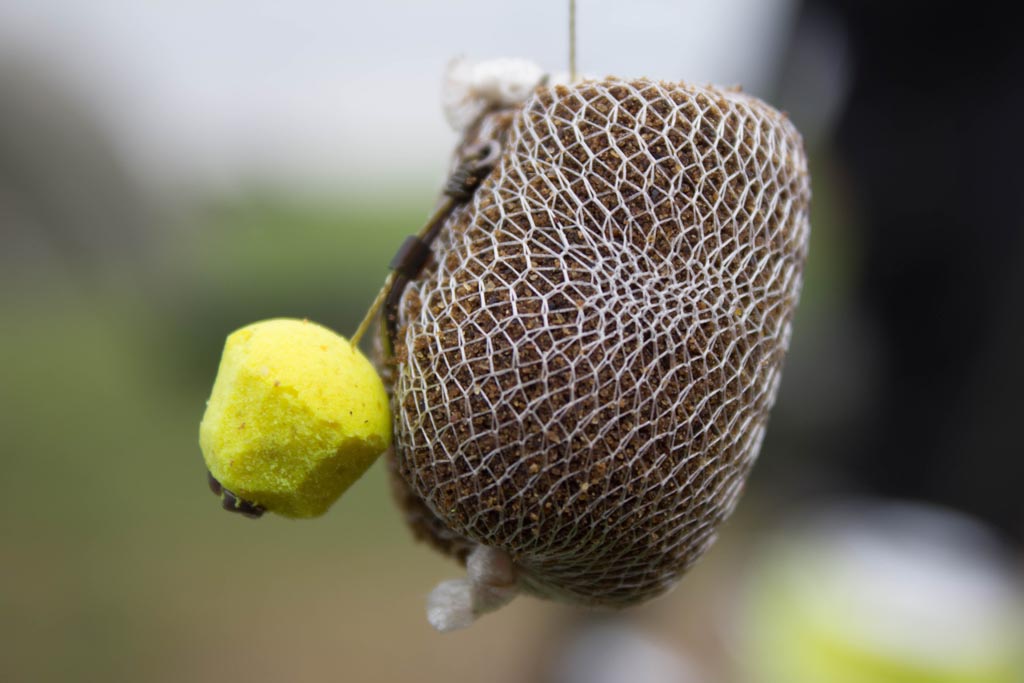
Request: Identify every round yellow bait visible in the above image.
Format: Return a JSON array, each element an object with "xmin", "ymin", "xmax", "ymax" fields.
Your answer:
[{"xmin": 199, "ymin": 318, "xmax": 391, "ymax": 518}]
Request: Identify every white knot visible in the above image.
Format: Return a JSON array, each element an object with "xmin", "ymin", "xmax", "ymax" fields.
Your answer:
[
  {"xmin": 426, "ymin": 545, "xmax": 519, "ymax": 632},
  {"xmin": 442, "ymin": 57, "xmax": 546, "ymax": 131}
]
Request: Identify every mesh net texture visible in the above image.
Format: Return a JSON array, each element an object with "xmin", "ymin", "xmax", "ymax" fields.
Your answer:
[{"xmin": 384, "ymin": 77, "xmax": 810, "ymax": 607}]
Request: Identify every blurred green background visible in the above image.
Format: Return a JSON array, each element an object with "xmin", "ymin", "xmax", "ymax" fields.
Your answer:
[
  {"xmin": 2, "ymin": 187, "xmax": 761, "ymax": 680},
  {"xmin": 2, "ymin": 1, "xmax": 1022, "ymax": 681}
]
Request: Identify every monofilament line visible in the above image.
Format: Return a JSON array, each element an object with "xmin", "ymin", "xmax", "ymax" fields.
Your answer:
[
  {"xmin": 569, "ymin": 0, "xmax": 577, "ymax": 82},
  {"xmin": 351, "ymin": 197, "xmax": 458, "ymax": 348},
  {"xmin": 350, "ymin": 273, "xmax": 392, "ymax": 347}
]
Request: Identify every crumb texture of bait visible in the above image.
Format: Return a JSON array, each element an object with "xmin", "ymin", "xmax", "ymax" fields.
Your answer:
[
  {"xmin": 200, "ymin": 318, "xmax": 391, "ymax": 518},
  {"xmin": 389, "ymin": 78, "xmax": 811, "ymax": 606}
]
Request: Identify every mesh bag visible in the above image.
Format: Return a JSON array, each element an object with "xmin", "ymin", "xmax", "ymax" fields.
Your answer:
[{"xmin": 384, "ymin": 77, "xmax": 810, "ymax": 608}]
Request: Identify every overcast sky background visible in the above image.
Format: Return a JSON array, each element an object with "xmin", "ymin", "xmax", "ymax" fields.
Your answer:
[{"xmin": 1, "ymin": 0, "xmax": 798, "ymax": 195}]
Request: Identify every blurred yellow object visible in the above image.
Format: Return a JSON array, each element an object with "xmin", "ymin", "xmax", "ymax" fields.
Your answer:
[
  {"xmin": 199, "ymin": 318, "xmax": 391, "ymax": 518},
  {"xmin": 738, "ymin": 502, "xmax": 1024, "ymax": 683}
]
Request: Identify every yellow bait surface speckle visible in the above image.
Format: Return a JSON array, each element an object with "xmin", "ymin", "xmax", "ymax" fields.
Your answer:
[{"xmin": 199, "ymin": 318, "xmax": 391, "ymax": 518}]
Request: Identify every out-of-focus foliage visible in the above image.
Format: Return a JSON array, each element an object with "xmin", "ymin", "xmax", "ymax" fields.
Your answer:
[{"xmin": 3, "ymin": 1, "xmax": 1023, "ymax": 680}]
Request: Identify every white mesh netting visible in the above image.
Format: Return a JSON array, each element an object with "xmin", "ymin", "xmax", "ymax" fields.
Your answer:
[{"xmin": 385, "ymin": 77, "xmax": 810, "ymax": 607}]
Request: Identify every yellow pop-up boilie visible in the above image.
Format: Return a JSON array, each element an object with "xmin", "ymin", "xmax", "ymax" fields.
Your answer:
[{"xmin": 199, "ymin": 318, "xmax": 391, "ymax": 518}]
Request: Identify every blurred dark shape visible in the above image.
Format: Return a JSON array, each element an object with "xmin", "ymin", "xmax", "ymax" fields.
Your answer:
[
  {"xmin": 772, "ymin": 1, "xmax": 1024, "ymax": 542},
  {"xmin": 771, "ymin": 4, "xmax": 850, "ymax": 146},
  {"xmin": 0, "ymin": 54, "xmax": 154, "ymax": 278}
]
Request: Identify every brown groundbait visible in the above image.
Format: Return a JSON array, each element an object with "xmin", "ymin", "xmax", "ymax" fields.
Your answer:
[{"xmin": 383, "ymin": 77, "xmax": 810, "ymax": 610}]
